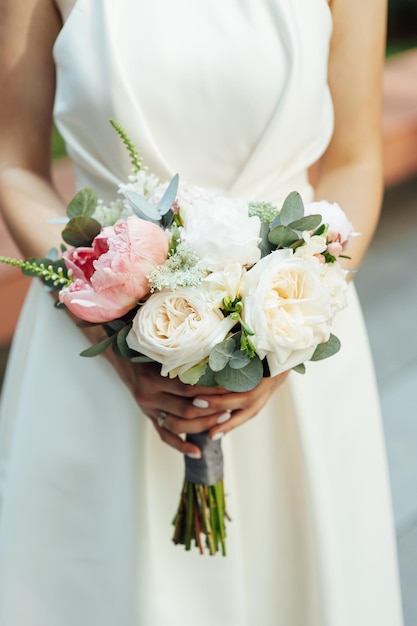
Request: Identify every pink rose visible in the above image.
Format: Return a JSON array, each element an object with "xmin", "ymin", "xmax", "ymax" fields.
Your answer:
[{"xmin": 59, "ymin": 216, "xmax": 169, "ymax": 323}]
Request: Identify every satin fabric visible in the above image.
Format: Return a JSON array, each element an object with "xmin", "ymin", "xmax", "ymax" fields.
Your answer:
[{"xmin": 0, "ymin": 1, "xmax": 404, "ymax": 624}]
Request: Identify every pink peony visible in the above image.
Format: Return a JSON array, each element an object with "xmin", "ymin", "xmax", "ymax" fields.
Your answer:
[{"xmin": 59, "ymin": 216, "xmax": 170, "ymax": 323}]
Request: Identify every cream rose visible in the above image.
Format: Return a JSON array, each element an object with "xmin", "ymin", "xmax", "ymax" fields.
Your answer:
[
  {"xmin": 241, "ymin": 249, "xmax": 332, "ymax": 376},
  {"xmin": 126, "ymin": 288, "xmax": 236, "ymax": 377}
]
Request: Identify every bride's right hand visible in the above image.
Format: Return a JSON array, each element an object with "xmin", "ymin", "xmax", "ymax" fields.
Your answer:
[{"xmin": 90, "ymin": 325, "xmax": 231, "ymax": 457}]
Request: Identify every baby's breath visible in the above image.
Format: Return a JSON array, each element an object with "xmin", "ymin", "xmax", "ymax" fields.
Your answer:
[{"xmin": 148, "ymin": 243, "xmax": 205, "ymax": 292}]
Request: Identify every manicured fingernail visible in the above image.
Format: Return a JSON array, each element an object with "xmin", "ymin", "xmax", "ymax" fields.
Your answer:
[
  {"xmin": 192, "ymin": 398, "xmax": 209, "ymax": 409},
  {"xmin": 211, "ymin": 432, "xmax": 224, "ymax": 441},
  {"xmin": 186, "ymin": 452, "xmax": 202, "ymax": 459},
  {"xmin": 217, "ymin": 411, "xmax": 231, "ymax": 424}
]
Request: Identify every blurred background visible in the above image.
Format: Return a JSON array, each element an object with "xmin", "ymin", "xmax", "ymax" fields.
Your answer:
[{"xmin": 0, "ymin": 1, "xmax": 417, "ymax": 622}]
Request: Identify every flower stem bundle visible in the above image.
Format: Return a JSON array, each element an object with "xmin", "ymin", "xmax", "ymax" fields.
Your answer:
[{"xmin": 172, "ymin": 432, "xmax": 229, "ymax": 556}]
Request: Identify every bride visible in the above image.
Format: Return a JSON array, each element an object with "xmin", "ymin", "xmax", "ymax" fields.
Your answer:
[{"xmin": 0, "ymin": 0, "xmax": 404, "ymax": 624}]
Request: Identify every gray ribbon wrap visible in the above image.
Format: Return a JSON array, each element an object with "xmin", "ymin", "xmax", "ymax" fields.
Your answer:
[{"xmin": 185, "ymin": 431, "xmax": 224, "ymax": 485}]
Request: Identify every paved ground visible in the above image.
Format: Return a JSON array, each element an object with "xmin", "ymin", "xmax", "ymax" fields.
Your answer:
[
  {"xmin": 355, "ymin": 175, "xmax": 417, "ymax": 625},
  {"xmin": 0, "ymin": 175, "xmax": 416, "ymax": 622}
]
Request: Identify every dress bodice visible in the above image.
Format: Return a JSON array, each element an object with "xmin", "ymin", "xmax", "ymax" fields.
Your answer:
[{"xmin": 53, "ymin": 0, "xmax": 333, "ymax": 205}]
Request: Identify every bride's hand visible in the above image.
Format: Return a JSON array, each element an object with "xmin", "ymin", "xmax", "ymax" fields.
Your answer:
[
  {"xmin": 128, "ymin": 358, "xmax": 289, "ymax": 456},
  {"xmin": 129, "ymin": 362, "xmax": 289, "ymax": 456},
  {"xmin": 96, "ymin": 324, "xmax": 289, "ymax": 456}
]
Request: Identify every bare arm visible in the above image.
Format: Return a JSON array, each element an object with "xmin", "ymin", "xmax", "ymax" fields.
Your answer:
[
  {"xmin": 0, "ymin": 0, "xmax": 67, "ymax": 256},
  {"xmin": 315, "ymin": 0, "xmax": 388, "ymax": 272}
]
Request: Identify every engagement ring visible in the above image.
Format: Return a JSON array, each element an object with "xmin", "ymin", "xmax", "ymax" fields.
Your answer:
[{"xmin": 157, "ymin": 410, "xmax": 168, "ymax": 428}]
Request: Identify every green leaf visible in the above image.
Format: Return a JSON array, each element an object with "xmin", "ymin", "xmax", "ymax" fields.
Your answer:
[
  {"xmin": 214, "ymin": 356, "xmax": 263, "ymax": 392},
  {"xmin": 292, "ymin": 363, "xmax": 306, "ymax": 374},
  {"xmin": 209, "ymin": 337, "xmax": 237, "ymax": 372},
  {"xmin": 288, "ymin": 214, "xmax": 322, "ymax": 232},
  {"xmin": 310, "ymin": 333, "xmax": 341, "ymax": 361},
  {"xmin": 268, "ymin": 224, "xmax": 299, "ymax": 247},
  {"xmin": 259, "ymin": 221, "xmax": 275, "ymax": 258},
  {"xmin": 196, "ymin": 365, "xmax": 218, "ymax": 387},
  {"xmin": 130, "ymin": 355, "xmax": 154, "ymax": 363},
  {"xmin": 229, "ymin": 350, "xmax": 250, "ymax": 369},
  {"xmin": 115, "ymin": 325, "xmax": 138, "ymax": 359},
  {"xmin": 80, "ymin": 334, "xmax": 115, "ymax": 357},
  {"xmin": 179, "ymin": 360, "xmax": 209, "ymax": 385},
  {"xmin": 67, "ymin": 187, "xmax": 98, "ymax": 219},
  {"xmin": 279, "ymin": 191, "xmax": 304, "ymax": 225},
  {"xmin": 62, "ymin": 216, "xmax": 102, "ymax": 247},
  {"xmin": 125, "ymin": 190, "xmax": 161, "ymax": 223},
  {"xmin": 158, "ymin": 173, "xmax": 179, "ymax": 216}
]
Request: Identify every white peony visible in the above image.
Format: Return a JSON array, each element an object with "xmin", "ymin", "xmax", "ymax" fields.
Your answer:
[
  {"xmin": 241, "ymin": 249, "xmax": 333, "ymax": 376},
  {"xmin": 126, "ymin": 288, "xmax": 236, "ymax": 378},
  {"xmin": 178, "ymin": 194, "xmax": 261, "ymax": 271}
]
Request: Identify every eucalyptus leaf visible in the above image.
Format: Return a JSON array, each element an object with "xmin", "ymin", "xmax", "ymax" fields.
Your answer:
[
  {"xmin": 80, "ymin": 334, "xmax": 115, "ymax": 357},
  {"xmin": 292, "ymin": 363, "xmax": 306, "ymax": 374},
  {"xmin": 288, "ymin": 214, "xmax": 322, "ymax": 232},
  {"xmin": 229, "ymin": 350, "xmax": 250, "ymax": 369},
  {"xmin": 279, "ymin": 191, "xmax": 304, "ymax": 226},
  {"xmin": 214, "ymin": 356, "xmax": 263, "ymax": 392},
  {"xmin": 268, "ymin": 224, "xmax": 299, "ymax": 247},
  {"xmin": 196, "ymin": 366, "xmax": 218, "ymax": 387},
  {"xmin": 259, "ymin": 221, "xmax": 275, "ymax": 258},
  {"xmin": 125, "ymin": 190, "xmax": 161, "ymax": 223},
  {"xmin": 67, "ymin": 187, "xmax": 98, "ymax": 219},
  {"xmin": 157, "ymin": 173, "xmax": 179, "ymax": 216},
  {"xmin": 62, "ymin": 216, "xmax": 102, "ymax": 247},
  {"xmin": 209, "ymin": 337, "xmax": 238, "ymax": 372},
  {"xmin": 310, "ymin": 333, "xmax": 341, "ymax": 361},
  {"xmin": 270, "ymin": 214, "xmax": 281, "ymax": 229}
]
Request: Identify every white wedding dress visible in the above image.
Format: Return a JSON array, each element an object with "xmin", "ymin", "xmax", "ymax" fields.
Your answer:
[{"xmin": 0, "ymin": 1, "xmax": 404, "ymax": 625}]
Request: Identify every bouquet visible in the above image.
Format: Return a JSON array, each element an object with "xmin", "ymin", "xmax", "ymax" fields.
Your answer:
[{"xmin": 1, "ymin": 121, "xmax": 355, "ymax": 556}]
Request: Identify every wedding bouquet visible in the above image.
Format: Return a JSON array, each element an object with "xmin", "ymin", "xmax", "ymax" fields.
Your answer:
[{"xmin": 1, "ymin": 121, "xmax": 355, "ymax": 556}]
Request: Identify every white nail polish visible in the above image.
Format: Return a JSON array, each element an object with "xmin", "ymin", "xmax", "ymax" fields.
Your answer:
[
  {"xmin": 186, "ymin": 452, "xmax": 202, "ymax": 459},
  {"xmin": 192, "ymin": 398, "xmax": 209, "ymax": 409},
  {"xmin": 217, "ymin": 411, "xmax": 231, "ymax": 424},
  {"xmin": 211, "ymin": 432, "xmax": 224, "ymax": 441}
]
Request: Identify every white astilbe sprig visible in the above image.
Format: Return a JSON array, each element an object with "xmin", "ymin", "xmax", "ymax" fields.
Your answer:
[{"xmin": 148, "ymin": 242, "xmax": 205, "ymax": 292}]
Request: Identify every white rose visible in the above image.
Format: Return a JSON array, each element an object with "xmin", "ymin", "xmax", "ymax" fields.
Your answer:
[
  {"xmin": 304, "ymin": 200, "xmax": 356, "ymax": 246},
  {"xmin": 126, "ymin": 288, "xmax": 236, "ymax": 377},
  {"xmin": 202, "ymin": 263, "xmax": 246, "ymax": 309},
  {"xmin": 241, "ymin": 249, "xmax": 332, "ymax": 376},
  {"xmin": 178, "ymin": 194, "xmax": 261, "ymax": 271}
]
